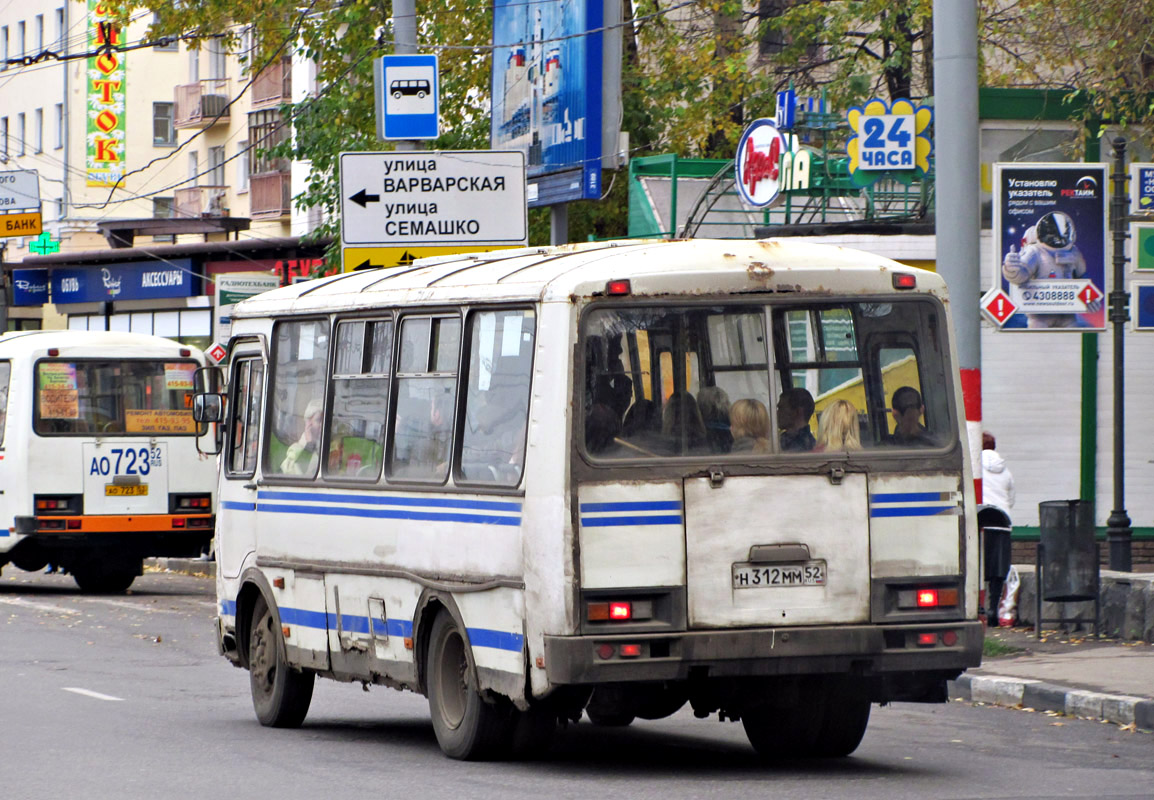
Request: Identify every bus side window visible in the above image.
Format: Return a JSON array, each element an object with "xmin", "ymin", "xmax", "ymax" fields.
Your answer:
[
  {"xmin": 459, "ymin": 309, "xmax": 534, "ymax": 485},
  {"xmin": 387, "ymin": 316, "xmax": 459, "ymax": 482},
  {"xmin": 0, "ymin": 361, "xmax": 10, "ymax": 446},
  {"xmin": 327, "ymin": 318, "xmax": 392, "ymax": 480},
  {"xmin": 227, "ymin": 357, "xmax": 264, "ymax": 476},
  {"xmin": 264, "ymin": 319, "xmax": 330, "ymax": 479}
]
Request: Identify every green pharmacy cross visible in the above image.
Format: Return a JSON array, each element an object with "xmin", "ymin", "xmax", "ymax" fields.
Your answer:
[{"xmin": 29, "ymin": 232, "xmax": 60, "ymax": 255}]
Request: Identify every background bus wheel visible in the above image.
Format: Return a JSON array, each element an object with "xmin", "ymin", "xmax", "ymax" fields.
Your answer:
[
  {"xmin": 249, "ymin": 594, "xmax": 314, "ymax": 727},
  {"xmin": 810, "ymin": 677, "xmax": 871, "ymax": 757},
  {"xmin": 426, "ymin": 610, "xmax": 512, "ymax": 760},
  {"xmin": 585, "ymin": 709, "xmax": 635, "ymax": 727},
  {"xmin": 72, "ymin": 565, "xmax": 137, "ymax": 594}
]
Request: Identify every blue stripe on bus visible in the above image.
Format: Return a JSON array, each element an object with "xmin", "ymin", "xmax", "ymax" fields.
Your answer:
[
  {"xmin": 870, "ymin": 506, "xmax": 958, "ymax": 518},
  {"xmin": 258, "ymin": 490, "xmax": 521, "ymax": 514},
  {"xmin": 870, "ymin": 492, "xmax": 950, "ymax": 503},
  {"xmin": 221, "ymin": 599, "xmax": 237, "ymax": 616},
  {"xmin": 580, "ymin": 514, "xmax": 683, "ymax": 527},
  {"xmin": 579, "ymin": 500, "xmax": 682, "ymax": 512},
  {"xmin": 220, "ymin": 500, "xmax": 256, "ymax": 511},
  {"xmin": 467, "ymin": 627, "xmax": 524, "ymax": 652},
  {"xmin": 257, "ymin": 501, "xmax": 521, "ymax": 526}
]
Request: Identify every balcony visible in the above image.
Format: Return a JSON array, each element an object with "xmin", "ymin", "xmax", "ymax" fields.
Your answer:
[
  {"xmin": 174, "ymin": 185, "xmax": 230, "ymax": 218},
  {"xmin": 174, "ymin": 79, "xmax": 232, "ymax": 129},
  {"xmin": 249, "ymin": 171, "xmax": 292, "ymax": 219},
  {"xmin": 252, "ymin": 59, "xmax": 292, "ymax": 109}
]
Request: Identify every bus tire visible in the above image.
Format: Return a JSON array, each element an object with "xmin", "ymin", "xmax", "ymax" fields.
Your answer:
[
  {"xmin": 249, "ymin": 594, "xmax": 314, "ymax": 728},
  {"xmin": 72, "ymin": 565, "xmax": 137, "ymax": 594},
  {"xmin": 741, "ymin": 679, "xmax": 826, "ymax": 760},
  {"xmin": 811, "ymin": 677, "xmax": 870, "ymax": 758},
  {"xmin": 426, "ymin": 610, "xmax": 512, "ymax": 760}
]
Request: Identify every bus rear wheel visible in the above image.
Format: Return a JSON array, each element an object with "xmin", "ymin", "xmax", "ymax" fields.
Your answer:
[
  {"xmin": 810, "ymin": 677, "xmax": 871, "ymax": 757},
  {"xmin": 72, "ymin": 564, "xmax": 137, "ymax": 594},
  {"xmin": 426, "ymin": 610, "xmax": 513, "ymax": 760},
  {"xmin": 249, "ymin": 594, "xmax": 314, "ymax": 727}
]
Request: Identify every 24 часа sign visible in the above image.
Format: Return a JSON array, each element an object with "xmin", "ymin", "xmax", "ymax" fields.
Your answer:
[{"xmin": 992, "ymin": 163, "xmax": 1107, "ymax": 331}]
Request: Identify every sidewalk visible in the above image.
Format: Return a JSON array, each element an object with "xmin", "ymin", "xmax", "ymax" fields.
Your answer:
[{"xmin": 949, "ymin": 623, "xmax": 1154, "ymax": 732}]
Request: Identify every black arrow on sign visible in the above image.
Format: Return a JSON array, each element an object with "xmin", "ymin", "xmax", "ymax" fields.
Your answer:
[
  {"xmin": 349, "ymin": 188, "xmax": 380, "ymax": 208},
  {"xmin": 353, "ymin": 258, "xmax": 383, "ymax": 270}
]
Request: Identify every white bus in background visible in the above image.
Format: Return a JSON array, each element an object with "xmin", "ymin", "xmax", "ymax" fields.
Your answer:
[
  {"xmin": 196, "ymin": 238, "xmax": 982, "ymax": 762},
  {"xmin": 0, "ymin": 331, "xmax": 216, "ymax": 592}
]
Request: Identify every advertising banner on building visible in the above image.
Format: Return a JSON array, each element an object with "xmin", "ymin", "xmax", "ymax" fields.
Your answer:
[
  {"xmin": 11, "ymin": 268, "xmax": 50, "ymax": 306},
  {"xmin": 50, "ymin": 260, "xmax": 197, "ymax": 304},
  {"xmin": 491, "ymin": 0, "xmax": 602, "ymax": 205},
  {"xmin": 990, "ymin": 163, "xmax": 1107, "ymax": 330},
  {"xmin": 87, "ymin": 0, "xmax": 127, "ymax": 187},
  {"xmin": 214, "ymin": 271, "xmax": 280, "ymax": 346}
]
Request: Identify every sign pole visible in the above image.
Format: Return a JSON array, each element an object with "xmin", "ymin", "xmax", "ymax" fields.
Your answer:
[
  {"xmin": 1107, "ymin": 137, "xmax": 1132, "ymax": 571},
  {"xmin": 393, "ymin": 0, "xmax": 422, "ymax": 153}
]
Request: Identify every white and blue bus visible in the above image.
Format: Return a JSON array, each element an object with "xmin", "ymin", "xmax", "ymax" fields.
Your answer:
[
  {"xmin": 197, "ymin": 238, "xmax": 982, "ymax": 761},
  {"xmin": 0, "ymin": 330, "xmax": 216, "ymax": 592}
]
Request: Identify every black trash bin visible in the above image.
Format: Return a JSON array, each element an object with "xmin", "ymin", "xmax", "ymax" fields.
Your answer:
[{"xmin": 1035, "ymin": 499, "xmax": 1099, "ymax": 637}]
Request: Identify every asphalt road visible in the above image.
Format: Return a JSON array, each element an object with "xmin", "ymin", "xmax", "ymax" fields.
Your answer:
[{"xmin": 2, "ymin": 567, "xmax": 1152, "ymax": 800}]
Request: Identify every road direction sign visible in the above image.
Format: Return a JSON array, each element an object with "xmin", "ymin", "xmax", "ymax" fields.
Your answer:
[
  {"xmin": 374, "ymin": 54, "xmax": 439, "ymax": 140},
  {"xmin": 342, "ymin": 245, "xmax": 509, "ymax": 272},
  {"xmin": 981, "ymin": 287, "xmax": 1017, "ymax": 326},
  {"xmin": 2, "ymin": 212, "xmax": 43, "ymax": 238},
  {"xmin": 0, "ymin": 169, "xmax": 40, "ymax": 213},
  {"xmin": 339, "ymin": 150, "xmax": 527, "ymax": 247}
]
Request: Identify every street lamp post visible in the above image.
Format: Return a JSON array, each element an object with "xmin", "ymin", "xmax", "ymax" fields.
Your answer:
[{"xmin": 1107, "ymin": 137, "xmax": 1132, "ymax": 572}]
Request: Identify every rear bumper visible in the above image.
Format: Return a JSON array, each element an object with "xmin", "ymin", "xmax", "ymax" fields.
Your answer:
[
  {"xmin": 11, "ymin": 515, "xmax": 213, "ymax": 558},
  {"xmin": 15, "ymin": 514, "xmax": 214, "ymax": 535},
  {"xmin": 543, "ymin": 620, "xmax": 983, "ymax": 684}
]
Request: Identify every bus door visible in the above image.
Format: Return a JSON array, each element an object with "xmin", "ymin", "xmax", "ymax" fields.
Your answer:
[{"xmin": 219, "ymin": 347, "xmax": 264, "ymax": 577}]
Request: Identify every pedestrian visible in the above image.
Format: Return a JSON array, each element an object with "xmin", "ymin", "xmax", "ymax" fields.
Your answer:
[{"xmin": 981, "ymin": 431, "xmax": 1015, "ymax": 520}]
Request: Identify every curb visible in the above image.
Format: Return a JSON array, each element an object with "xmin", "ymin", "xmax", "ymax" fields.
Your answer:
[
  {"xmin": 144, "ymin": 557, "xmax": 216, "ymax": 579},
  {"xmin": 949, "ymin": 673, "xmax": 1154, "ymax": 732}
]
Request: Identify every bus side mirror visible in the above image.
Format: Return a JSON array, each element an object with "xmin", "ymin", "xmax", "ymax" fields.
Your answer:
[{"xmin": 193, "ymin": 394, "xmax": 224, "ymax": 424}]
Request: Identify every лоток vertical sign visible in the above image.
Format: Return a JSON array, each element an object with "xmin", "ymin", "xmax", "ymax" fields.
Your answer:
[{"xmin": 87, "ymin": 0, "xmax": 126, "ymax": 187}]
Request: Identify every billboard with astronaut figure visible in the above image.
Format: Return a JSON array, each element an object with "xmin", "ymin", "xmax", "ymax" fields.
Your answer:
[{"xmin": 993, "ymin": 163, "xmax": 1107, "ymax": 331}]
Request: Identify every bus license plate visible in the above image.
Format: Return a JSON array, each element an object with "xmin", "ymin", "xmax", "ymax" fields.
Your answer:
[
  {"xmin": 105, "ymin": 484, "xmax": 148, "ymax": 497},
  {"xmin": 732, "ymin": 561, "xmax": 826, "ymax": 589}
]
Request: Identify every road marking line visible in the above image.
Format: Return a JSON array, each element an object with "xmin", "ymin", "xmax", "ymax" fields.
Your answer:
[
  {"xmin": 62, "ymin": 687, "xmax": 125, "ymax": 702},
  {"xmin": 0, "ymin": 597, "xmax": 81, "ymax": 614}
]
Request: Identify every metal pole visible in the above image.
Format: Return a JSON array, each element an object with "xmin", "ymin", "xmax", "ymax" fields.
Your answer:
[
  {"xmin": 932, "ymin": 1, "xmax": 982, "ymax": 492},
  {"xmin": 1107, "ymin": 137, "xmax": 1132, "ymax": 571},
  {"xmin": 393, "ymin": 0, "xmax": 422, "ymax": 153}
]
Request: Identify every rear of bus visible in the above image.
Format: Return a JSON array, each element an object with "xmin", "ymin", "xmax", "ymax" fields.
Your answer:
[
  {"xmin": 548, "ymin": 245, "xmax": 982, "ymax": 757},
  {"xmin": 4, "ymin": 332, "xmax": 216, "ymax": 592}
]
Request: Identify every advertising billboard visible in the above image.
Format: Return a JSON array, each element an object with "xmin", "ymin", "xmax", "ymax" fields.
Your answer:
[
  {"xmin": 991, "ymin": 163, "xmax": 1107, "ymax": 331},
  {"xmin": 491, "ymin": 0, "xmax": 602, "ymax": 206}
]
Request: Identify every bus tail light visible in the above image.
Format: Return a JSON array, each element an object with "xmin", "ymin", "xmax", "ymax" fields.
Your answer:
[
  {"xmin": 35, "ymin": 494, "xmax": 83, "ymax": 515},
  {"xmin": 587, "ymin": 599, "xmax": 653, "ymax": 623},
  {"xmin": 605, "ymin": 279, "xmax": 632, "ymax": 296},
  {"xmin": 896, "ymin": 586, "xmax": 959, "ymax": 610},
  {"xmin": 171, "ymin": 494, "xmax": 212, "ymax": 513},
  {"xmin": 892, "ymin": 273, "xmax": 917, "ymax": 289},
  {"xmin": 619, "ymin": 643, "xmax": 642, "ymax": 658},
  {"xmin": 609, "ymin": 601, "xmax": 632, "ymax": 620}
]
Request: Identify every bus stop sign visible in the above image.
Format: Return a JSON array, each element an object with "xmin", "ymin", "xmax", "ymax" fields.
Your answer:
[{"xmin": 374, "ymin": 54, "xmax": 439, "ymax": 140}]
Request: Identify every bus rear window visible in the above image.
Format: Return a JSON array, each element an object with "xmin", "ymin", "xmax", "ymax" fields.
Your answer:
[
  {"xmin": 583, "ymin": 299, "xmax": 953, "ymax": 460},
  {"xmin": 34, "ymin": 360, "xmax": 198, "ymax": 436}
]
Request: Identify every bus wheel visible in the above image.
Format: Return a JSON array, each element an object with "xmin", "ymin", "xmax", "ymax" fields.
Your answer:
[
  {"xmin": 72, "ymin": 565, "xmax": 136, "ymax": 594},
  {"xmin": 811, "ymin": 677, "xmax": 871, "ymax": 757},
  {"xmin": 426, "ymin": 610, "xmax": 512, "ymax": 760},
  {"xmin": 586, "ymin": 709, "xmax": 635, "ymax": 727},
  {"xmin": 741, "ymin": 679, "xmax": 826, "ymax": 760},
  {"xmin": 249, "ymin": 594, "xmax": 314, "ymax": 728}
]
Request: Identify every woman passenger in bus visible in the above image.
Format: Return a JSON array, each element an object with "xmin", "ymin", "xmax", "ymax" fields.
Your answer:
[
  {"xmin": 814, "ymin": 399, "xmax": 862, "ymax": 452},
  {"xmin": 729, "ymin": 398, "xmax": 770, "ymax": 454},
  {"xmin": 697, "ymin": 385, "xmax": 733, "ymax": 454},
  {"xmin": 661, "ymin": 391, "xmax": 707, "ymax": 454}
]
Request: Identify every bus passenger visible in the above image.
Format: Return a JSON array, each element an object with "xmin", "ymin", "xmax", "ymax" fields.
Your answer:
[
  {"xmin": 729, "ymin": 398, "xmax": 770, "ymax": 454},
  {"xmin": 585, "ymin": 403, "xmax": 622, "ymax": 456},
  {"xmin": 281, "ymin": 399, "xmax": 323, "ymax": 475},
  {"xmin": 815, "ymin": 400, "xmax": 862, "ymax": 452},
  {"xmin": 698, "ymin": 385, "xmax": 733, "ymax": 453},
  {"xmin": 886, "ymin": 386, "xmax": 938, "ymax": 447},
  {"xmin": 662, "ymin": 391, "xmax": 707, "ymax": 452},
  {"xmin": 777, "ymin": 387, "xmax": 816, "ymax": 452}
]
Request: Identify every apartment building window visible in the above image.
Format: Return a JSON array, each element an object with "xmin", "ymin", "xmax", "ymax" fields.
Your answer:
[
  {"xmin": 17, "ymin": 21, "xmax": 24, "ymax": 59},
  {"xmin": 208, "ymin": 145, "xmax": 226, "ymax": 186},
  {"xmin": 189, "ymin": 47, "xmax": 199, "ymax": 82},
  {"xmin": 55, "ymin": 9, "xmax": 64, "ymax": 50},
  {"xmin": 153, "ymin": 102, "xmax": 176, "ymax": 145},
  {"xmin": 237, "ymin": 140, "xmax": 250, "ymax": 192},
  {"xmin": 1, "ymin": 117, "xmax": 7, "ymax": 162},
  {"xmin": 153, "ymin": 12, "xmax": 177, "ymax": 51},
  {"xmin": 34, "ymin": 108, "xmax": 42, "ymax": 153},
  {"xmin": 54, "ymin": 103, "xmax": 63, "ymax": 149},
  {"xmin": 248, "ymin": 109, "xmax": 289, "ymax": 174},
  {"xmin": 188, "ymin": 151, "xmax": 199, "ymax": 186},
  {"xmin": 17, "ymin": 113, "xmax": 25, "ymax": 156},
  {"xmin": 34, "ymin": 15, "xmax": 43, "ymax": 52},
  {"xmin": 1, "ymin": 26, "xmax": 8, "ymax": 71},
  {"xmin": 153, "ymin": 197, "xmax": 175, "ymax": 241},
  {"xmin": 207, "ymin": 36, "xmax": 227, "ymax": 80}
]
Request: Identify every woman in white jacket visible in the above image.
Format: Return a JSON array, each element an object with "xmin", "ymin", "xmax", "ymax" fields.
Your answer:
[{"xmin": 981, "ymin": 432, "xmax": 1016, "ymax": 520}]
